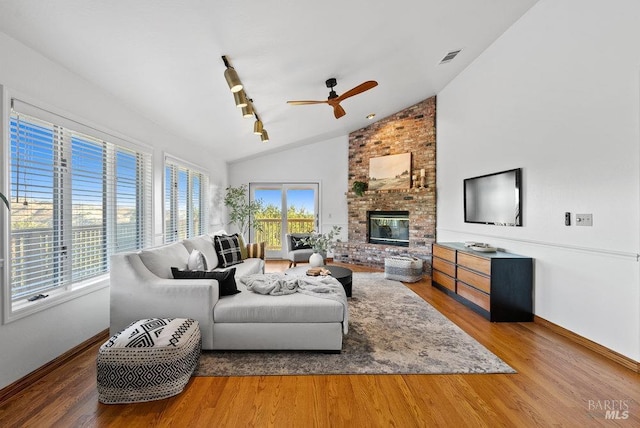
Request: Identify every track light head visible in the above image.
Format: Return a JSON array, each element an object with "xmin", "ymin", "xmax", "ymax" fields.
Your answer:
[
  {"xmin": 224, "ymin": 67, "xmax": 243, "ymax": 93},
  {"xmin": 253, "ymin": 117, "xmax": 264, "ymax": 135},
  {"xmin": 260, "ymin": 129, "xmax": 269, "ymax": 142},
  {"xmin": 234, "ymin": 90, "xmax": 248, "ymax": 108},
  {"xmin": 222, "ymin": 56, "xmax": 243, "ymax": 93},
  {"xmin": 242, "ymin": 103, "xmax": 254, "ymax": 118}
]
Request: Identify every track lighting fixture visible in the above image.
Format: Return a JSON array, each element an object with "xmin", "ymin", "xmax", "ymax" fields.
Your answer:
[
  {"xmin": 233, "ymin": 90, "xmax": 248, "ymax": 108},
  {"xmin": 222, "ymin": 55, "xmax": 243, "ymax": 93},
  {"xmin": 222, "ymin": 55, "xmax": 269, "ymax": 142},
  {"xmin": 253, "ymin": 114, "xmax": 263, "ymax": 135}
]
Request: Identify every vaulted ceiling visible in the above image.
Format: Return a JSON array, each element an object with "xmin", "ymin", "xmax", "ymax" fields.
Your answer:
[{"xmin": 0, "ymin": 0, "xmax": 539, "ymax": 162}]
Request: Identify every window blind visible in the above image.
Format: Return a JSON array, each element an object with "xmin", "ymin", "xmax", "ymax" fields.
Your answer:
[
  {"xmin": 9, "ymin": 102, "xmax": 152, "ymax": 302},
  {"xmin": 164, "ymin": 157, "xmax": 208, "ymax": 243}
]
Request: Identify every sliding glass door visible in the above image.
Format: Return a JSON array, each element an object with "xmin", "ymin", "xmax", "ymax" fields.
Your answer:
[{"xmin": 250, "ymin": 183, "xmax": 318, "ymax": 259}]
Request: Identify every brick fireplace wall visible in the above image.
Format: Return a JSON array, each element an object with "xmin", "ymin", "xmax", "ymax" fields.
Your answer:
[{"xmin": 334, "ymin": 96, "xmax": 436, "ymax": 272}]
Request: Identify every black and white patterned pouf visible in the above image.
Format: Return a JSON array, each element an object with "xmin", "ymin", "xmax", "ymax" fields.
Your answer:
[
  {"xmin": 384, "ymin": 256, "xmax": 424, "ymax": 283},
  {"xmin": 97, "ymin": 318, "xmax": 201, "ymax": 404}
]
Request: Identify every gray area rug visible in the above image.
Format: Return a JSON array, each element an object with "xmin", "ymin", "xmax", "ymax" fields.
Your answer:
[{"xmin": 195, "ymin": 272, "xmax": 515, "ymax": 376}]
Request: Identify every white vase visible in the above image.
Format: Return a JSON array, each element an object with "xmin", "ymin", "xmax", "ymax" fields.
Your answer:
[{"xmin": 309, "ymin": 252, "xmax": 324, "ymax": 267}]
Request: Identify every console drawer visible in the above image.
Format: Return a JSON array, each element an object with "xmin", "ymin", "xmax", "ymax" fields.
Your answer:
[
  {"xmin": 457, "ymin": 281, "xmax": 490, "ymax": 312},
  {"xmin": 433, "ymin": 244, "xmax": 456, "ymax": 263},
  {"xmin": 433, "ymin": 270, "xmax": 455, "ymax": 292},
  {"xmin": 457, "ymin": 267, "xmax": 491, "ymax": 294},
  {"xmin": 432, "ymin": 257, "xmax": 455, "ymax": 277},
  {"xmin": 458, "ymin": 252, "xmax": 491, "ymax": 275}
]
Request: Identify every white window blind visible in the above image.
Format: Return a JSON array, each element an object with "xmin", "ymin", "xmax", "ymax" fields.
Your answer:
[
  {"xmin": 164, "ymin": 157, "xmax": 208, "ymax": 243},
  {"xmin": 9, "ymin": 100, "xmax": 152, "ymax": 303}
]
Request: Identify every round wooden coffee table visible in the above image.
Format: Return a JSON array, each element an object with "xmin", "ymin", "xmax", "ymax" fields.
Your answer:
[{"xmin": 285, "ymin": 265, "xmax": 353, "ymax": 297}]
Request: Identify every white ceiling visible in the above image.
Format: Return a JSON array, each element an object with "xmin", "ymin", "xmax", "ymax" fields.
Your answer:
[{"xmin": 0, "ymin": 0, "xmax": 539, "ymax": 162}]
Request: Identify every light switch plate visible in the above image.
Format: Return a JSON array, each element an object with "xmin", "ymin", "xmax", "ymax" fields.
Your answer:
[{"xmin": 576, "ymin": 213, "xmax": 593, "ymax": 226}]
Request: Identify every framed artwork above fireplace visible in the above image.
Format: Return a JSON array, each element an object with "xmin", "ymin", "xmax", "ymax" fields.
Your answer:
[{"xmin": 368, "ymin": 153, "xmax": 411, "ymax": 191}]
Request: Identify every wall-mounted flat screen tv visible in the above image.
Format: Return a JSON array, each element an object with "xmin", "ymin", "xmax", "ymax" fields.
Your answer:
[{"xmin": 464, "ymin": 168, "xmax": 522, "ymax": 226}]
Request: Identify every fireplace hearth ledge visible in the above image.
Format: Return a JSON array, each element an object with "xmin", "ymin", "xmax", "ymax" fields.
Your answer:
[{"xmin": 334, "ymin": 242, "xmax": 432, "ymax": 274}]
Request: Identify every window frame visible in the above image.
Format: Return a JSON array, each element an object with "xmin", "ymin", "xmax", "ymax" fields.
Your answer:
[
  {"xmin": 163, "ymin": 154, "xmax": 209, "ymax": 243},
  {"xmin": 1, "ymin": 90, "xmax": 154, "ymax": 324}
]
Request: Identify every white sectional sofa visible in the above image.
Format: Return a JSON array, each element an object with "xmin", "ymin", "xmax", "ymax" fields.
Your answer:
[{"xmin": 109, "ymin": 234, "xmax": 347, "ymax": 351}]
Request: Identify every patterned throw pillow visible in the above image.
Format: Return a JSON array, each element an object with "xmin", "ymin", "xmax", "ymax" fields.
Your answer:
[
  {"xmin": 247, "ymin": 241, "xmax": 266, "ymax": 260},
  {"xmin": 171, "ymin": 267, "xmax": 240, "ymax": 296},
  {"xmin": 290, "ymin": 236, "xmax": 312, "ymax": 250},
  {"xmin": 213, "ymin": 234, "xmax": 244, "ymax": 268},
  {"xmin": 235, "ymin": 234, "xmax": 248, "ymax": 260}
]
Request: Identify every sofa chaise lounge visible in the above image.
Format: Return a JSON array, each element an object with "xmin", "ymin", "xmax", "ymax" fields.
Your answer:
[{"xmin": 110, "ymin": 234, "xmax": 347, "ymax": 351}]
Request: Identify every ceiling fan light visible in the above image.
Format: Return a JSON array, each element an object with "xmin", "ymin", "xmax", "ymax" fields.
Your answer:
[
  {"xmin": 253, "ymin": 119, "xmax": 263, "ymax": 135},
  {"xmin": 224, "ymin": 67, "xmax": 243, "ymax": 93},
  {"xmin": 260, "ymin": 129, "xmax": 269, "ymax": 142},
  {"xmin": 242, "ymin": 103, "xmax": 254, "ymax": 118},
  {"xmin": 234, "ymin": 90, "xmax": 248, "ymax": 108}
]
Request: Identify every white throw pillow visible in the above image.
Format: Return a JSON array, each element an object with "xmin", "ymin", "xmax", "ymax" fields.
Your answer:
[
  {"xmin": 210, "ymin": 229, "xmax": 228, "ymax": 237},
  {"xmin": 138, "ymin": 243, "xmax": 190, "ymax": 279},
  {"xmin": 183, "ymin": 235, "xmax": 219, "ymax": 270},
  {"xmin": 187, "ymin": 249, "xmax": 207, "ymax": 271}
]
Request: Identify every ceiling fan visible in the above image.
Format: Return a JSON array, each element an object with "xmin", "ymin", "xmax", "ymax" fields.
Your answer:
[{"xmin": 287, "ymin": 78, "xmax": 378, "ymax": 119}]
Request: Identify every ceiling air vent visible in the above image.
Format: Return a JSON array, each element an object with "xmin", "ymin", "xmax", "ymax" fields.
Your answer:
[{"xmin": 439, "ymin": 49, "xmax": 462, "ymax": 64}]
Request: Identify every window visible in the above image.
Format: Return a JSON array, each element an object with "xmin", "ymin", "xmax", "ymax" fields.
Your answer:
[
  {"xmin": 7, "ymin": 99, "xmax": 152, "ymax": 312},
  {"xmin": 250, "ymin": 183, "xmax": 319, "ymax": 259},
  {"xmin": 164, "ymin": 157, "xmax": 208, "ymax": 243}
]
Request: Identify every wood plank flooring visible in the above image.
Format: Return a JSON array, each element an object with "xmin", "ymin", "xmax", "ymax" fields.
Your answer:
[{"xmin": 0, "ymin": 260, "xmax": 638, "ymax": 427}]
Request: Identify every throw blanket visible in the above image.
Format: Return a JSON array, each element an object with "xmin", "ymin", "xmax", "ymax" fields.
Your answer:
[{"xmin": 239, "ymin": 273, "xmax": 349, "ymax": 333}]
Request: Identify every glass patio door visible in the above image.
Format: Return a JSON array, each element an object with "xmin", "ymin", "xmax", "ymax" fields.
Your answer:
[{"xmin": 250, "ymin": 183, "xmax": 318, "ymax": 259}]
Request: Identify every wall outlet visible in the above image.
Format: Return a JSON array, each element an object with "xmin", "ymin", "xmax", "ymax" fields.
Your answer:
[{"xmin": 575, "ymin": 213, "xmax": 593, "ymax": 226}]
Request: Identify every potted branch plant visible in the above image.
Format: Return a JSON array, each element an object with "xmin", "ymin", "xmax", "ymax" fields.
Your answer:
[
  {"xmin": 224, "ymin": 184, "xmax": 264, "ymax": 241},
  {"xmin": 300, "ymin": 225, "xmax": 342, "ymax": 267},
  {"xmin": 352, "ymin": 180, "xmax": 367, "ymax": 196}
]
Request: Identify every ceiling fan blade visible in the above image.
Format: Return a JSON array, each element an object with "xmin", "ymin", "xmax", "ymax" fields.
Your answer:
[
  {"xmin": 334, "ymin": 104, "xmax": 346, "ymax": 119},
  {"xmin": 287, "ymin": 100, "xmax": 328, "ymax": 105},
  {"xmin": 336, "ymin": 80, "xmax": 378, "ymax": 102}
]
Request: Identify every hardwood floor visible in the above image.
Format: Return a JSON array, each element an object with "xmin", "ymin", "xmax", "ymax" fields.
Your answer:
[{"xmin": 1, "ymin": 260, "xmax": 638, "ymax": 427}]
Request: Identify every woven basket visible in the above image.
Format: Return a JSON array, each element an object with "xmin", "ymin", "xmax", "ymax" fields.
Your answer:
[{"xmin": 384, "ymin": 256, "xmax": 424, "ymax": 282}]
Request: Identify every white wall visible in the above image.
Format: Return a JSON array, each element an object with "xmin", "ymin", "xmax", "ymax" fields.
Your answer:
[
  {"xmin": 228, "ymin": 136, "xmax": 349, "ymax": 242},
  {"xmin": 436, "ymin": 0, "xmax": 640, "ymax": 360},
  {"xmin": 0, "ymin": 32, "xmax": 226, "ymax": 389}
]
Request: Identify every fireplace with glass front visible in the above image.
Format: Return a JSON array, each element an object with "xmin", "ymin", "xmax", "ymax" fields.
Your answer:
[{"xmin": 367, "ymin": 211, "xmax": 409, "ymax": 247}]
